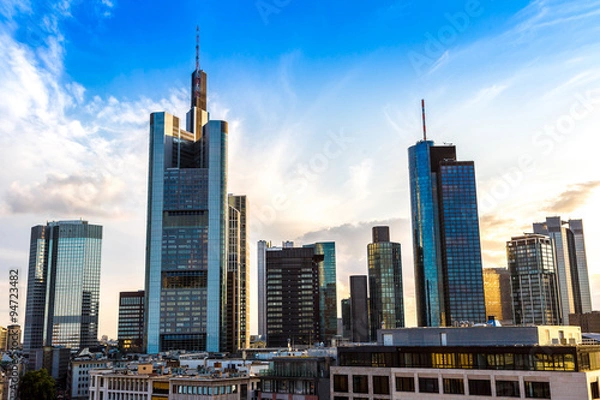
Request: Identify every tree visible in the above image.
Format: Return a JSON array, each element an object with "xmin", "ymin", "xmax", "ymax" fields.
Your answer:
[{"xmin": 18, "ymin": 368, "xmax": 56, "ymax": 400}]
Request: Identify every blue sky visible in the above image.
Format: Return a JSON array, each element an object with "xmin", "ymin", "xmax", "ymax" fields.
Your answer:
[{"xmin": 1, "ymin": 0, "xmax": 600, "ymax": 338}]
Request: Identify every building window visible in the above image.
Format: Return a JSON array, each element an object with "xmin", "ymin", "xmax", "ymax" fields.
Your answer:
[
  {"xmin": 468, "ymin": 379, "xmax": 491, "ymax": 396},
  {"xmin": 372, "ymin": 376, "xmax": 389, "ymax": 395},
  {"xmin": 395, "ymin": 376, "xmax": 415, "ymax": 392},
  {"xmin": 592, "ymin": 381, "xmax": 600, "ymax": 399},
  {"xmin": 353, "ymin": 375, "xmax": 369, "ymax": 394},
  {"xmin": 443, "ymin": 378, "xmax": 464, "ymax": 394},
  {"xmin": 525, "ymin": 381, "xmax": 551, "ymax": 399},
  {"xmin": 333, "ymin": 375, "xmax": 349, "ymax": 392},
  {"xmin": 418, "ymin": 377, "xmax": 439, "ymax": 394},
  {"xmin": 496, "ymin": 380, "xmax": 520, "ymax": 397}
]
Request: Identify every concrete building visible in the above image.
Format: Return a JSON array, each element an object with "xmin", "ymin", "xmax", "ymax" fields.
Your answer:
[
  {"xmin": 570, "ymin": 311, "xmax": 600, "ymax": 334},
  {"xmin": 331, "ymin": 326, "xmax": 600, "ymax": 399},
  {"xmin": 68, "ymin": 359, "xmax": 113, "ymax": 400},
  {"xmin": 258, "ymin": 356, "xmax": 332, "ymax": 400}
]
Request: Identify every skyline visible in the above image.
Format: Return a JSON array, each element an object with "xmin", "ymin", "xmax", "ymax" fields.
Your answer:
[{"xmin": 1, "ymin": 0, "xmax": 600, "ymax": 339}]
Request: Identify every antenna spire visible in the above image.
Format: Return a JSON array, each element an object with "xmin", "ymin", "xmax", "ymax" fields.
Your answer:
[
  {"xmin": 421, "ymin": 99, "xmax": 427, "ymax": 141},
  {"xmin": 195, "ymin": 26, "xmax": 200, "ymax": 72}
]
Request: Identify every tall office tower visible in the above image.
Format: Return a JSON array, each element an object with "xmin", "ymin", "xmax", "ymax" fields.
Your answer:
[
  {"xmin": 118, "ymin": 290, "xmax": 145, "ymax": 353},
  {"xmin": 23, "ymin": 220, "xmax": 102, "ymax": 354},
  {"xmin": 225, "ymin": 195, "xmax": 249, "ymax": 352},
  {"xmin": 507, "ymin": 234, "xmax": 561, "ymax": 325},
  {"xmin": 569, "ymin": 220, "xmax": 592, "ymax": 314},
  {"xmin": 145, "ymin": 36, "xmax": 229, "ymax": 353},
  {"xmin": 368, "ymin": 227, "xmax": 404, "ymax": 339},
  {"xmin": 408, "ymin": 139, "xmax": 486, "ymax": 327},
  {"xmin": 533, "ymin": 217, "xmax": 592, "ymax": 324},
  {"xmin": 304, "ymin": 242, "xmax": 337, "ymax": 343},
  {"xmin": 341, "ymin": 298, "xmax": 352, "ymax": 339},
  {"xmin": 265, "ymin": 246, "xmax": 323, "ymax": 347},
  {"xmin": 257, "ymin": 240, "xmax": 270, "ymax": 338},
  {"xmin": 482, "ymin": 268, "xmax": 513, "ymax": 325},
  {"xmin": 349, "ymin": 275, "xmax": 370, "ymax": 342}
]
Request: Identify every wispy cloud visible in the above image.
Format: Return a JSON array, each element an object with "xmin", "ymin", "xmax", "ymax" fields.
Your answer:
[{"xmin": 545, "ymin": 181, "xmax": 600, "ymax": 214}]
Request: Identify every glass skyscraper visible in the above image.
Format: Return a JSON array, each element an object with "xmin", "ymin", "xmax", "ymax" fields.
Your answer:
[
  {"xmin": 23, "ymin": 220, "xmax": 102, "ymax": 354},
  {"xmin": 507, "ymin": 234, "xmax": 561, "ymax": 325},
  {"xmin": 225, "ymin": 194, "xmax": 249, "ymax": 352},
  {"xmin": 532, "ymin": 217, "xmax": 592, "ymax": 324},
  {"xmin": 145, "ymin": 49, "xmax": 229, "ymax": 353},
  {"xmin": 408, "ymin": 140, "xmax": 486, "ymax": 327},
  {"xmin": 305, "ymin": 242, "xmax": 337, "ymax": 343},
  {"xmin": 368, "ymin": 226, "xmax": 404, "ymax": 339}
]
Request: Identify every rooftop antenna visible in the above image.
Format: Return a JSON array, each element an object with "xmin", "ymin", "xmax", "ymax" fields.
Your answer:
[
  {"xmin": 195, "ymin": 25, "xmax": 200, "ymax": 72},
  {"xmin": 421, "ymin": 99, "xmax": 427, "ymax": 141}
]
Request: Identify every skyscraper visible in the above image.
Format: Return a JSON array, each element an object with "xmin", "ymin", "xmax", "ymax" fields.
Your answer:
[
  {"xmin": 225, "ymin": 194, "xmax": 249, "ymax": 352},
  {"xmin": 23, "ymin": 220, "xmax": 102, "ymax": 354},
  {"xmin": 533, "ymin": 217, "xmax": 592, "ymax": 324},
  {"xmin": 349, "ymin": 275, "xmax": 370, "ymax": 342},
  {"xmin": 118, "ymin": 290, "xmax": 144, "ymax": 353},
  {"xmin": 144, "ymin": 35, "xmax": 229, "ymax": 353},
  {"xmin": 367, "ymin": 227, "xmax": 404, "ymax": 339},
  {"xmin": 482, "ymin": 268, "xmax": 513, "ymax": 325},
  {"xmin": 257, "ymin": 240, "xmax": 270, "ymax": 339},
  {"xmin": 408, "ymin": 139, "xmax": 486, "ymax": 326},
  {"xmin": 304, "ymin": 242, "xmax": 337, "ymax": 343},
  {"xmin": 507, "ymin": 234, "xmax": 561, "ymax": 325},
  {"xmin": 265, "ymin": 246, "xmax": 322, "ymax": 347}
]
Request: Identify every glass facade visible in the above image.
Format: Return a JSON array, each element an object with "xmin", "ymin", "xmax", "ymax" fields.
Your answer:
[
  {"xmin": 118, "ymin": 290, "xmax": 144, "ymax": 353},
  {"xmin": 145, "ymin": 65, "xmax": 229, "ymax": 353},
  {"xmin": 23, "ymin": 220, "xmax": 102, "ymax": 353},
  {"xmin": 508, "ymin": 234, "xmax": 561, "ymax": 325},
  {"xmin": 438, "ymin": 162, "xmax": 486, "ymax": 324},
  {"xmin": 368, "ymin": 227, "xmax": 404, "ymax": 340},
  {"xmin": 408, "ymin": 140, "xmax": 486, "ymax": 326},
  {"xmin": 308, "ymin": 242, "xmax": 337, "ymax": 343}
]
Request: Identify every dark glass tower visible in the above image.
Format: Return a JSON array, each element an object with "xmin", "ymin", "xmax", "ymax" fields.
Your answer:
[
  {"xmin": 23, "ymin": 220, "xmax": 102, "ymax": 354},
  {"xmin": 507, "ymin": 234, "xmax": 561, "ymax": 325},
  {"xmin": 349, "ymin": 275, "xmax": 369, "ymax": 342},
  {"xmin": 408, "ymin": 140, "xmax": 486, "ymax": 326},
  {"xmin": 265, "ymin": 247, "xmax": 323, "ymax": 348},
  {"xmin": 118, "ymin": 290, "xmax": 145, "ymax": 353},
  {"xmin": 145, "ymin": 44, "xmax": 228, "ymax": 353},
  {"xmin": 305, "ymin": 242, "xmax": 337, "ymax": 344},
  {"xmin": 368, "ymin": 227, "xmax": 404, "ymax": 339}
]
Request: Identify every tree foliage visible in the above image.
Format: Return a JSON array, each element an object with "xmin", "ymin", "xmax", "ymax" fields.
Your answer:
[{"xmin": 18, "ymin": 368, "xmax": 56, "ymax": 400}]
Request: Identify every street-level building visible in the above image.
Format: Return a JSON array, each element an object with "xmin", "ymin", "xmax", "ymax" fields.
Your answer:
[{"xmin": 331, "ymin": 326, "xmax": 600, "ymax": 399}]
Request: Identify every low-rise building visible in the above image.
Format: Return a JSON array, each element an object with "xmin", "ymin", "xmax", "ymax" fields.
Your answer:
[{"xmin": 331, "ymin": 326, "xmax": 600, "ymax": 399}]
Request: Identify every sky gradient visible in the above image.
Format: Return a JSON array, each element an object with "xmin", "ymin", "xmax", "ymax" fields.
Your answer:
[{"xmin": 1, "ymin": 0, "xmax": 599, "ymax": 339}]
